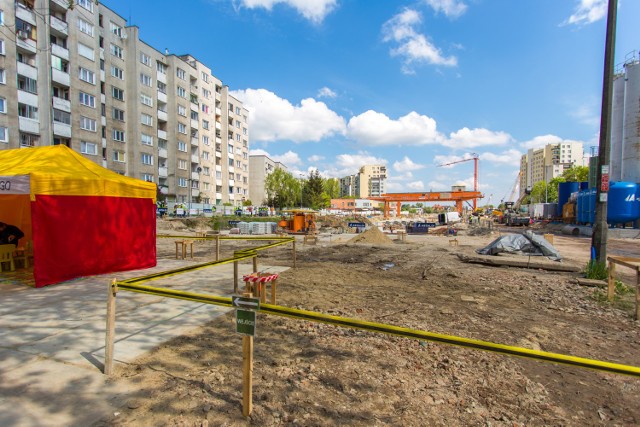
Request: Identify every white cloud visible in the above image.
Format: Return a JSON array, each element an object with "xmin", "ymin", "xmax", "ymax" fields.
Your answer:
[
  {"xmin": 480, "ymin": 149, "xmax": 523, "ymax": 164},
  {"xmin": 308, "ymin": 154, "xmax": 325, "ymax": 162},
  {"xmin": 231, "ymin": 88, "xmax": 346, "ymax": 143},
  {"xmin": 407, "ymin": 180, "xmax": 425, "ymax": 190},
  {"xmin": 570, "ymin": 102, "xmax": 600, "ymax": 127},
  {"xmin": 393, "ymin": 156, "xmax": 425, "ymax": 172},
  {"xmin": 236, "ymin": 0, "xmax": 337, "ymax": 24},
  {"xmin": 519, "ymin": 134, "xmax": 563, "ymax": 150},
  {"xmin": 382, "ymin": 9, "xmax": 457, "ymax": 73},
  {"xmin": 424, "ymin": 0, "xmax": 467, "ymax": 18},
  {"xmin": 317, "ymin": 87, "xmax": 337, "ymax": 98},
  {"xmin": 347, "ymin": 110, "xmax": 444, "ymax": 146},
  {"xmin": 249, "ymin": 148, "xmax": 270, "ymax": 156},
  {"xmin": 336, "ymin": 152, "xmax": 387, "ymax": 170},
  {"xmin": 563, "ymin": 0, "xmax": 607, "ymax": 26},
  {"xmin": 272, "ymin": 150, "xmax": 302, "ymax": 166},
  {"xmin": 427, "ymin": 181, "xmax": 448, "ymax": 191},
  {"xmin": 446, "ymin": 127, "xmax": 513, "ymax": 149}
]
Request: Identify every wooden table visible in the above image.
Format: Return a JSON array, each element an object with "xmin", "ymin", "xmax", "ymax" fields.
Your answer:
[{"xmin": 175, "ymin": 240, "xmax": 194, "ymax": 259}]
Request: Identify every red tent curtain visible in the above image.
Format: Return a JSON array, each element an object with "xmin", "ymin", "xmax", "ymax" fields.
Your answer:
[{"xmin": 31, "ymin": 195, "xmax": 156, "ymax": 287}]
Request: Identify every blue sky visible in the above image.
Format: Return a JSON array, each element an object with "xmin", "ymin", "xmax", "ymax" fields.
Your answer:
[{"xmin": 106, "ymin": 0, "xmax": 638, "ymax": 205}]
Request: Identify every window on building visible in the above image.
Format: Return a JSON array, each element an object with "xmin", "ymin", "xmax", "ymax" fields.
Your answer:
[
  {"xmin": 77, "ymin": 42, "xmax": 94, "ymax": 60},
  {"xmin": 112, "ymin": 86, "xmax": 124, "ymax": 101},
  {"xmin": 0, "ymin": 40, "xmax": 5, "ymax": 55},
  {"xmin": 112, "ymin": 107, "xmax": 125, "ymax": 121},
  {"xmin": 177, "ymin": 68, "xmax": 186, "ymax": 80},
  {"xmin": 0, "ymin": 69, "xmax": 4, "ymax": 85},
  {"xmin": 141, "ymin": 113, "xmax": 152, "ymax": 126},
  {"xmin": 156, "ymin": 61, "xmax": 167, "ymax": 74},
  {"xmin": 139, "ymin": 73, "xmax": 152, "ymax": 87},
  {"xmin": 0, "ymin": 97, "xmax": 5, "ymax": 113},
  {"xmin": 51, "ymin": 56, "xmax": 69, "ymax": 73},
  {"xmin": 0, "ymin": 126, "xmax": 7, "ymax": 142},
  {"xmin": 178, "ymin": 123, "xmax": 187, "ymax": 134},
  {"xmin": 178, "ymin": 105, "xmax": 187, "ymax": 116},
  {"xmin": 140, "ymin": 52, "xmax": 151, "ymax": 66},
  {"xmin": 79, "ymin": 116, "xmax": 96, "ymax": 131},
  {"xmin": 141, "ymin": 134, "xmax": 153, "ymax": 146},
  {"xmin": 78, "ymin": 91, "xmax": 95, "ymax": 108},
  {"xmin": 140, "ymin": 94, "xmax": 152, "ymax": 107},
  {"xmin": 77, "ymin": 0, "xmax": 94, "ymax": 13},
  {"xmin": 202, "ymin": 151, "xmax": 209, "ymax": 160},
  {"xmin": 110, "ymin": 44, "xmax": 123, "ymax": 59},
  {"xmin": 18, "ymin": 103, "xmax": 38, "ymax": 119},
  {"xmin": 113, "ymin": 150, "xmax": 125, "ymax": 162},
  {"xmin": 178, "ymin": 159, "xmax": 187, "ymax": 170},
  {"xmin": 177, "ymin": 86, "xmax": 186, "ymax": 98},
  {"xmin": 112, "ymin": 129, "xmax": 125, "ymax": 142},
  {"xmin": 236, "ymin": 106, "xmax": 241, "ymax": 115},
  {"xmin": 227, "ymin": 144, "xmax": 234, "ymax": 154},
  {"xmin": 81, "ymin": 141, "xmax": 97, "ymax": 155},
  {"xmin": 178, "ymin": 141, "xmax": 187, "ymax": 152},
  {"xmin": 53, "ymin": 109, "xmax": 70, "ymax": 124},
  {"xmin": 141, "ymin": 153, "xmax": 154, "ymax": 165},
  {"xmin": 109, "ymin": 22, "xmax": 123, "ymax": 37},
  {"xmin": 110, "ymin": 65, "xmax": 124, "ymax": 80},
  {"xmin": 202, "ymin": 120, "xmax": 209, "ymax": 130},
  {"xmin": 178, "ymin": 177, "xmax": 187, "ymax": 187},
  {"xmin": 78, "ymin": 66, "xmax": 95, "ymax": 84},
  {"xmin": 77, "ymin": 18, "xmax": 94, "ymax": 36},
  {"xmin": 142, "ymin": 174, "xmax": 154, "ymax": 182},
  {"xmin": 157, "ymin": 81, "xmax": 166, "ymax": 94},
  {"xmin": 202, "ymin": 135, "xmax": 210, "ymax": 145},
  {"xmin": 17, "ymin": 75, "xmax": 37, "ymax": 93},
  {"xmin": 202, "ymin": 88, "xmax": 210, "ymax": 99}
]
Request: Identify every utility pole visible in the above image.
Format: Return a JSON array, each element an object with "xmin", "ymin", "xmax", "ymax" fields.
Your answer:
[{"xmin": 592, "ymin": 0, "xmax": 617, "ymax": 264}]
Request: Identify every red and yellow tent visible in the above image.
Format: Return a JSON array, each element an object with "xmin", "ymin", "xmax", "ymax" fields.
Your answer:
[{"xmin": 0, "ymin": 145, "xmax": 157, "ymax": 287}]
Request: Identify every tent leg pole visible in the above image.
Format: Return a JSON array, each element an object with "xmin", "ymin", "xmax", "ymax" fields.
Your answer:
[{"xmin": 104, "ymin": 279, "xmax": 117, "ymax": 375}]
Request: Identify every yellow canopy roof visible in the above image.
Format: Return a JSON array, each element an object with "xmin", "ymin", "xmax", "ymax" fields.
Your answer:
[{"xmin": 0, "ymin": 145, "xmax": 156, "ymax": 201}]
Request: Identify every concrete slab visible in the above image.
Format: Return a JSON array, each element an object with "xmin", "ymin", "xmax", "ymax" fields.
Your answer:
[{"xmin": 0, "ymin": 258, "xmax": 289, "ymax": 426}]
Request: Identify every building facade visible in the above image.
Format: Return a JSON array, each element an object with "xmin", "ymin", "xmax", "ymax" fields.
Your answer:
[
  {"xmin": 248, "ymin": 154, "xmax": 287, "ymax": 205},
  {"xmin": 0, "ymin": 0, "xmax": 249, "ymax": 206},
  {"xmin": 338, "ymin": 164, "xmax": 387, "ymax": 198},
  {"xmin": 520, "ymin": 141, "xmax": 585, "ymax": 197}
]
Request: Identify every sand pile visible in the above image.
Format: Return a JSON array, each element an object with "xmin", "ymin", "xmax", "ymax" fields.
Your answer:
[{"xmin": 348, "ymin": 226, "xmax": 393, "ymax": 245}]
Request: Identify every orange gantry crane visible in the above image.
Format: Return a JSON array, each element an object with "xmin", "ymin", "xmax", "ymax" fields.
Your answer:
[
  {"xmin": 369, "ymin": 190, "xmax": 483, "ymax": 219},
  {"xmin": 437, "ymin": 154, "xmax": 479, "ymax": 210}
]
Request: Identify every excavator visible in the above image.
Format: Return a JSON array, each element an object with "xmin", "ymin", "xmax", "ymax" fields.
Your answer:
[{"xmin": 495, "ymin": 172, "xmax": 530, "ymax": 226}]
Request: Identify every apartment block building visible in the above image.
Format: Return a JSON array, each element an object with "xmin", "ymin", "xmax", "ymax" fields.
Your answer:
[
  {"xmin": 339, "ymin": 164, "xmax": 387, "ymax": 198},
  {"xmin": 519, "ymin": 141, "xmax": 585, "ymax": 197},
  {"xmin": 0, "ymin": 0, "xmax": 249, "ymax": 206},
  {"xmin": 248, "ymin": 154, "xmax": 288, "ymax": 205}
]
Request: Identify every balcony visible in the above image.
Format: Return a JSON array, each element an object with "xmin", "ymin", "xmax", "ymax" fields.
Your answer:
[
  {"xmin": 158, "ymin": 167, "xmax": 168, "ymax": 178},
  {"xmin": 100, "ymin": 70, "xmax": 105, "ymax": 82},
  {"xmin": 51, "ymin": 68, "xmax": 70, "ymax": 86},
  {"xmin": 102, "ymin": 137, "xmax": 106, "ymax": 147},
  {"xmin": 16, "ymin": 4, "xmax": 36, "ymax": 25},
  {"xmin": 191, "ymin": 189, "xmax": 200, "ymax": 198},
  {"xmin": 191, "ymin": 154, "xmax": 199, "ymax": 163},
  {"xmin": 16, "ymin": 37, "xmax": 36, "ymax": 54},
  {"xmin": 51, "ymin": 0, "xmax": 69, "ymax": 9},
  {"xmin": 158, "ymin": 147, "xmax": 168, "ymax": 159},
  {"xmin": 17, "ymin": 90, "xmax": 38, "ymax": 106},
  {"xmin": 190, "ymin": 101, "xmax": 199, "ymax": 111},
  {"xmin": 18, "ymin": 117, "xmax": 40, "ymax": 134},
  {"xmin": 52, "ymin": 96, "xmax": 71, "ymax": 112},
  {"xmin": 53, "ymin": 122, "xmax": 72, "ymax": 138},
  {"xmin": 215, "ymin": 107, "xmax": 222, "ymax": 116},
  {"xmin": 190, "ymin": 119, "xmax": 199, "ymax": 129},
  {"xmin": 101, "ymin": 94, "xmax": 106, "ymax": 103},
  {"xmin": 17, "ymin": 62, "xmax": 37, "ymax": 80},
  {"xmin": 101, "ymin": 116, "xmax": 106, "ymax": 126},
  {"xmin": 229, "ymin": 166, "xmax": 235, "ymax": 173},
  {"xmin": 228, "ymin": 179, "xmax": 235, "ymax": 186},
  {"xmin": 215, "ymin": 165, "xmax": 222, "ymax": 172},
  {"xmin": 50, "ymin": 15, "xmax": 68, "ymax": 36},
  {"xmin": 215, "ymin": 136, "xmax": 222, "ymax": 144},
  {"xmin": 215, "ymin": 150, "xmax": 222, "ymax": 158},
  {"xmin": 216, "ymin": 192, "xmax": 222, "ymax": 199},
  {"xmin": 157, "ymin": 129, "xmax": 167, "ymax": 139},
  {"xmin": 156, "ymin": 71, "xmax": 167, "ymax": 84},
  {"xmin": 191, "ymin": 171, "xmax": 200, "ymax": 180},
  {"xmin": 157, "ymin": 90, "xmax": 167, "ymax": 103},
  {"xmin": 191, "ymin": 137, "xmax": 198, "ymax": 146},
  {"xmin": 215, "ymin": 122, "xmax": 221, "ymax": 130},
  {"xmin": 157, "ymin": 110, "xmax": 168, "ymax": 122},
  {"xmin": 51, "ymin": 43, "xmax": 69, "ymax": 61}
]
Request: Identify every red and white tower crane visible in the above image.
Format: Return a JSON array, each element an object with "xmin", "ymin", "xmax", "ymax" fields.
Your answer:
[{"xmin": 437, "ymin": 153, "xmax": 480, "ymax": 210}]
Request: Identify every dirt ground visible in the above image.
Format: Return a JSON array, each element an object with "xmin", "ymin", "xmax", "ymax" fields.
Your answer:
[{"xmin": 96, "ymin": 221, "xmax": 640, "ymax": 426}]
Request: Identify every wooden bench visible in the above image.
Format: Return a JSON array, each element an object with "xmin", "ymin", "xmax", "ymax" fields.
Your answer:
[{"xmin": 175, "ymin": 240, "xmax": 194, "ymax": 259}]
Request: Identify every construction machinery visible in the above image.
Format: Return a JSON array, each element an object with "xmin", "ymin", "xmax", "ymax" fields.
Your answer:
[
  {"xmin": 369, "ymin": 188, "xmax": 483, "ymax": 219},
  {"xmin": 277, "ymin": 209, "xmax": 317, "ymax": 234},
  {"xmin": 501, "ymin": 201, "xmax": 530, "ymax": 226}
]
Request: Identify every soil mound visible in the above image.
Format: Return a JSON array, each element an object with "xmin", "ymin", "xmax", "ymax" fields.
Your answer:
[{"xmin": 348, "ymin": 226, "xmax": 393, "ymax": 245}]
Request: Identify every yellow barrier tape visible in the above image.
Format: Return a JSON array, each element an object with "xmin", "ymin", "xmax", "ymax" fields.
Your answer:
[
  {"xmin": 122, "ymin": 238, "xmax": 294, "ymax": 285},
  {"xmin": 158, "ymin": 234, "xmax": 294, "ymax": 242},
  {"xmin": 114, "ymin": 282, "xmax": 640, "ymax": 378}
]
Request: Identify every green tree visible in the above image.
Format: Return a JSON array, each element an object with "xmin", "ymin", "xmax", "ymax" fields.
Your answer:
[
  {"xmin": 264, "ymin": 168, "xmax": 300, "ymax": 210},
  {"xmin": 303, "ymin": 169, "xmax": 326, "ymax": 210},
  {"xmin": 562, "ymin": 166, "xmax": 589, "ymax": 182},
  {"xmin": 242, "ymin": 199, "xmax": 253, "ymax": 207},
  {"xmin": 529, "ymin": 180, "xmax": 560, "ymax": 203},
  {"xmin": 323, "ymin": 178, "xmax": 340, "ymax": 199}
]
